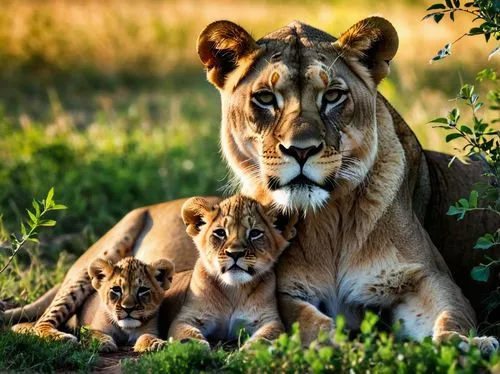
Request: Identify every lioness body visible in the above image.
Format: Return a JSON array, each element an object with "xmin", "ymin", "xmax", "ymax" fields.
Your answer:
[
  {"xmin": 6, "ymin": 18, "xmax": 498, "ymax": 353},
  {"xmin": 168, "ymin": 195, "xmax": 295, "ymax": 348}
]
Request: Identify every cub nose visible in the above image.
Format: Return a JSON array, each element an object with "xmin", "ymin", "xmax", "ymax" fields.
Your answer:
[
  {"xmin": 279, "ymin": 144, "xmax": 323, "ymax": 166},
  {"xmin": 225, "ymin": 249, "xmax": 246, "ymax": 261},
  {"xmin": 121, "ymin": 306, "xmax": 135, "ymax": 315}
]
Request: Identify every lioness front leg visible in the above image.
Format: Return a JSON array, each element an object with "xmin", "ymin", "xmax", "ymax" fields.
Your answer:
[
  {"xmin": 241, "ymin": 319, "xmax": 284, "ymax": 350},
  {"xmin": 169, "ymin": 320, "xmax": 210, "ymax": 347},
  {"xmin": 278, "ymin": 293, "xmax": 334, "ymax": 346},
  {"xmin": 393, "ymin": 274, "xmax": 499, "ymax": 354}
]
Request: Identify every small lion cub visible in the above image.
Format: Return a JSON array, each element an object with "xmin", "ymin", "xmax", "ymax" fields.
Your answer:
[
  {"xmin": 168, "ymin": 194, "xmax": 297, "ymax": 349},
  {"xmin": 82, "ymin": 256, "xmax": 174, "ymax": 352}
]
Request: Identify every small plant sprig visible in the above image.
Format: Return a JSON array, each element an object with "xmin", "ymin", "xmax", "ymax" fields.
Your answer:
[
  {"xmin": 423, "ymin": 0, "xmax": 500, "ymax": 62},
  {"xmin": 429, "ymin": 68, "xmax": 499, "ymax": 282},
  {"xmin": 0, "ymin": 188, "xmax": 67, "ymax": 274}
]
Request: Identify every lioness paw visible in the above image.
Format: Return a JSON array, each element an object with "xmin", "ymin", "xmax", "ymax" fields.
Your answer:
[
  {"xmin": 458, "ymin": 336, "xmax": 499, "ymax": 355},
  {"xmin": 473, "ymin": 336, "xmax": 499, "ymax": 355}
]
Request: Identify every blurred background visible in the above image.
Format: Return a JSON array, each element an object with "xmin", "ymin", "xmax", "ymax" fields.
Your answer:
[{"xmin": 0, "ymin": 0, "xmax": 497, "ymax": 300}]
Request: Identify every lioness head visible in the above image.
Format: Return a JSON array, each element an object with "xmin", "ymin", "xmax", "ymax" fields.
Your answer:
[
  {"xmin": 182, "ymin": 194, "xmax": 297, "ymax": 286},
  {"xmin": 197, "ymin": 17, "xmax": 398, "ymax": 211},
  {"xmin": 88, "ymin": 257, "xmax": 174, "ymax": 329}
]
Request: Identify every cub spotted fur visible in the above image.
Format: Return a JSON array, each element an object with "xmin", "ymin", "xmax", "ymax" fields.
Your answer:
[
  {"xmin": 168, "ymin": 195, "xmax": 296, "ymax": 348},
  {"xmin": 13, "ymin": 257, "xmax": 174, "ymax": 353}
]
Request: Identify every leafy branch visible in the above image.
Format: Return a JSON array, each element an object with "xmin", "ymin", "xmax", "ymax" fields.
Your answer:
[
  {"xmin": 0, "ymin": 188, "xmax": 67, "ymax": 274},
  {"xmin": 429, "ymin": 68, "xmax": 499, "ymax": 282},
  {"xmin": 423, "ymin": 0, "xmax": 500, "ymax": 61}
]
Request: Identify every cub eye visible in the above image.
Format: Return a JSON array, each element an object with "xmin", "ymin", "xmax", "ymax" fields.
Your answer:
[
  {"xmin": 252, "ymin": 90, "xmax": 276, "ymax": 108},
  {"xmin": 111, "ymin": 286, "xmax": 122, "ymax": 294},
  {"xmin": 248, "ymin": 229, "xmax": 264, "ymax": 241},
  {"xmin": 213, "ymin": 228, "xmax": 227, "ymax": 240},
  {"xmin": 322, "ymin": 89, "xmax": 346, "ymax": 107},
  {"xmin": 138, "ymin": 287, "xmax": 150, "ymax": 297}
]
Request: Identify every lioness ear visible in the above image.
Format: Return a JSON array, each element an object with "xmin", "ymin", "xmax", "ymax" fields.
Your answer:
[
  {"xmin": 88, "ymin": 258, "xmax": 114, "ymax": 290},
  {"xmin": 150, "ymin": 259, "xmax": 175, "ymax": 290},
  {"xmin": 197, "ymin": 20, "xmax": 259, "ymax": 89},
  {"xmin": 335, "ymin": 17, "xmax": 398, "ymax": 85},
  {"xmin": 182, "ymin": 197, "xmax": 217, "ymax": 237}
]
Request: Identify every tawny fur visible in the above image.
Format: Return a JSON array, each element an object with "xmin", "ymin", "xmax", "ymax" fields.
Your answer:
[
  {"xmin": 167, "ymin": 195, "xmax": 296, "ymax": 349},
  {"xmin": 5, "ymin": 17, "xmax": 498, "ymax": 355},
  {"xmin": 13, "ymin": 257, "xmax": 174, "ymax": 353}
]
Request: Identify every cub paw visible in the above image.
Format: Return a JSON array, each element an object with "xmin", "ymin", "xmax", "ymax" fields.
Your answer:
[
  {"xmin": 11, "ymin": 322, "xmax": 36, "ymax": 334},
  {"xmin": 134, "ymin": 335, "xmax": 168, "ymax": 353},
  {"xmin": 98, "ymin": 339, "xmax": 118, "ymax": 353},
  {"xmin": 34, "ymin": 325, "xmax": 78, "ymax": 343}
]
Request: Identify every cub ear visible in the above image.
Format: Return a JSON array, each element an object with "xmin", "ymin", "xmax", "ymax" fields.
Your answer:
[
  {"xmin": 181, "ymin": 197, "xmax": 218, "ymax": 237},
  {"xmin": 197, "ymin": 20, "xmax": 259, "ymax": 89},
  {"xmin": 266, "ymin": 208, "xmax": 299, "ymax": 241},
  {"xmin": 335, "ymin": 17, "xmax": 398, "ymax": 85},
  {"xmin": 150, "ymin": 259, "xmax": 175, "ymax": 290},
  {"xmin": 88, "ymin": 258, "xmax": 114, "ymax": 290}
]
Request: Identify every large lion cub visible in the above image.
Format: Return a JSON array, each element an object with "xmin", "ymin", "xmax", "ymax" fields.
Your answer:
[{"xmin": 168, "ymin": 194, "xmax": 297, "ymax": 348}]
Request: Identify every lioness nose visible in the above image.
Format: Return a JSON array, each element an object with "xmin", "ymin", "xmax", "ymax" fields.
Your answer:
[
  {"xmin": 279, "ymin": 144, "xmax": 323, "ymax": 166},
  {"xmin": 225, "ymin": 249, "xmax": 246, "ymax": 261}
]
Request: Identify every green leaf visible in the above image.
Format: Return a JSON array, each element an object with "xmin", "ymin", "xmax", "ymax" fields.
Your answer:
[
  {"xmin": 460, "ymin": 125, "xmax": 473, "ymax": 135},
  {"xmin": 39, "ymin": 220, "xmax": 57, "ymax": 227},
  {"xmin": 20, "ymin": 222, "xmax": 26, "ymax": 237},
  {"xmin": 28, "ymin": 237, "xmax": 39, "ymax": 244},
  {"xmin": 50, "ymin": 204, "xmax": 68, "ymax": 211},
  {"xmin": 474, "ymin": 236, "xmax": 495, "ymax": 250},
  {"xmin": 446, "ymin": 133, "xmax": 463, "ymax": 142},
  {"xmin": 32, "ymin": 200, "xmax": 40, "ymax": 216},
  {"xmin": 433, "ymin": 12, "xmax": 445, "ymax": 23},
  {"xmin": 46, "ymin": 187, "xmax": 55, "ymax": 208},
  {"xmin": 468, "ymin": 27, "xmax": 484, "ymax": 35},
  {"xmin": 469, "ymin": 190, "xmax": 478, "ymax": 208},
  {"xmin": 427, "ymin": 3, "xmax": 446, "ymax": 10},
  {"xmin": 471, "ymin": 266, "xmax": 490, "ymax": 282},
  {"xmin": 430, "ymin": 117, "xmax": 448, "ymax": 124},
  {"xmin": 27, "ymin": 209, "xmax": 37, "ymax": 224},
  {"xmin": 458, "ymin": 198, "xmax": 469, "ymax": 208}
]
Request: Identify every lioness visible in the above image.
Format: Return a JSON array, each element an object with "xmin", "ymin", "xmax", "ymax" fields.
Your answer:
[
  {"xmin": 5, "ymin": 17, "xmax": 498, "ymax": 353},
  {"xmin": 11, "ymin": 257, "xmax": 174, "ymax": 353},
  {"xmin": 168, "ymin": 195, "xmax": 296, "ymax": 349}
]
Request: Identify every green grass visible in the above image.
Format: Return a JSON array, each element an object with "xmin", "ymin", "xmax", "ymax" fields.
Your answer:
[
  {"xmin": 0, "ymin": 330, "xmax": 98, "ymax": 373},
  {"xmin": 122, "ymin": 316, "xmax": 500, "ymax": 374}
]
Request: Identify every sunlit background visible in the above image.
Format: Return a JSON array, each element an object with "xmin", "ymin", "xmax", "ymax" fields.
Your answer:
[{"xmin": 0, "ymin": 0, "xmax": 497, "ymax": 300}]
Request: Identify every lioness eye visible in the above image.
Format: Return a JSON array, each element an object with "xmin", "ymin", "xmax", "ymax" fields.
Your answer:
[
  {"xmin": 252, "ymin": 90, "xmax": 276, "ymax": 107},
  {"xmin": 213, "ymin": 228, "xmax": 226, "ymax": 240},
  {"xmin": 138, "ymin": 287, "xmax": 150, "ymax": 297},
  {"xmin": 323, "ymin": 89, "xmax": 342, "ymax": 104},
  {"xmin": 248, "ymin": 229, "xmax": 264, "ymax": 240}
]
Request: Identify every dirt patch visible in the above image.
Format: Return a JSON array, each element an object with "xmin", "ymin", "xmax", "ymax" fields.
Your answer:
[{"xmin": 92, "ymin": 348, "xmax": 140, "ymax": 374}]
